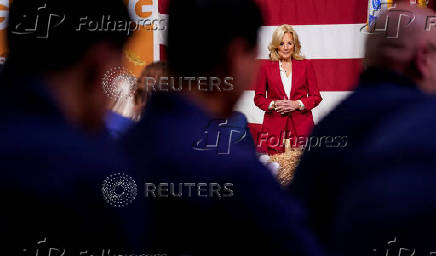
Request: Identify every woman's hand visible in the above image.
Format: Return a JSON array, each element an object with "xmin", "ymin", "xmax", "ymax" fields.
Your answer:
[{"xmin": 275, "ymin": 100, "xmax": 300, "ymax": 114}]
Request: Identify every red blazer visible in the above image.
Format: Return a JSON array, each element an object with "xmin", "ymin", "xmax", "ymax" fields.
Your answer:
[{"xmin": 254, "ymin": 59, "xmax": 322, "ymax": 154}]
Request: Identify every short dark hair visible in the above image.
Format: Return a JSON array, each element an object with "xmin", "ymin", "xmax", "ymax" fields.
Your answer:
[
  {"xmin": 167, "ymin": 0, "xmax": 263, "ymax": 77},
  {"xmin": 7, "ymin": 0, "xmax": 131, "ymax": 73}
]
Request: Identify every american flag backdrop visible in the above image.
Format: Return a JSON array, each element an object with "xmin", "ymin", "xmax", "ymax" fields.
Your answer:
[
  {"xmin": 156, "ymin": 0, "xmax": 434, "ymax": 141},
  {"xmin": 158, "ymin": 0, "xmax": 367, "ymax": 139}
]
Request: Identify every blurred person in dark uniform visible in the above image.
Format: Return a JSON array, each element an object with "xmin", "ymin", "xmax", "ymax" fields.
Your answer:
[
  {"xmin": 122, "ymin": 0, "xmax": 324, "ymax": 255},
  {"xmin": 332, "ymin": 98, "xmax": 436, "ymax": 255},
  {"xmin": 290, "ymin": 3, "xmax": 436, "ymax": 254},
  {"xmin": 0, "ymin": 0, "xmax": 148, "ymax": 253}
]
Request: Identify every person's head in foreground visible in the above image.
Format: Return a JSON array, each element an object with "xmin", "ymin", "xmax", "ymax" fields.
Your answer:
[
  {"xmin": 122, "ymin": 1, "xmax": 326, "ymax": 255},
  {"xmin": 1, "ymin": 0, "xmax": 143, "ymax": 253},
  {"xmin": 167, "ymin": 0, "xmax": 263, "ymax": 118},
  {"xmin": 330, "ymin": 3, "xmax": 436, "ymax": 254},
  {"xmin": 365, "ymin": 2, "xmax": 436, "ymax": 93},
  {"xmin": 268, "ymin": 24, "xmax": 305, "ymax": 61},
  {"xmin": 4, "ymin": 0, "xmax": 131, "ymax": 133},
  {"xmin": 288, "ymin": 3, "xmax": 436, "ymax": 256}
]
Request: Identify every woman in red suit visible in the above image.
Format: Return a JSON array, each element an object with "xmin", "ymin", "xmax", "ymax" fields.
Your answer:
[{"xmin": 254, "ymin": 24, "xmax": 322, "ymax": 155}]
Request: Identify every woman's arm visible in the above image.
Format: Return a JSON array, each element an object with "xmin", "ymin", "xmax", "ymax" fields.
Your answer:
[
  {"xmin": 300, "ymin": 60, "xmax": 322, "ymax": 111},
  {"xmin": 254, "ymin": 63, "xmax": 273, "ymax": 111}
]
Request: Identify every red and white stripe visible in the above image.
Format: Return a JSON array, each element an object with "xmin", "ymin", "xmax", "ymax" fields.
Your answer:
[{"xmin": 157, "ymin": 0, "xmax": 368, "ymax": 134}]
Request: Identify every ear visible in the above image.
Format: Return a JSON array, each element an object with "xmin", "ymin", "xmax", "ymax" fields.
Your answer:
[
  {"xmin": 226, "ymin": 38, "xmax": 259, "ymax": 94},
  {"xmin": 415, "ymin": 45, "xmax": 430, "ymax": 81},
  {"xmin": 227, "ymin": 38, "xmax": 258, "ymax": 76},
  {"xmin": 81, "ymin": 43, "xmax": 123, "ymax": 92},
  {"xmin": 226, "ymin": 38, "xmax": 247, "ymax": 69},
  {"xmin": 79, "ymin": 43, "xmax": 123, "ymax": 131}
]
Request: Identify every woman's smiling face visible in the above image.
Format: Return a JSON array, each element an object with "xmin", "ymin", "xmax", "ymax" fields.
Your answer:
[{"xmin": 278, "ymin": 32, "xmax": 294, "ymax": 61}]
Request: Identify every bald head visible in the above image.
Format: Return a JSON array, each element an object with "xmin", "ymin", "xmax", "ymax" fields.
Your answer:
[{"xmin": 365, "ymin": 4, "xmax": 436, "ymax": 92}]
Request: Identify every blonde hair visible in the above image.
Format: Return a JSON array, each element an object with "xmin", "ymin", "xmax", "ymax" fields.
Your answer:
[{"xmin": 268, "ymin": 24, "xmax": 305, "ymax": 61}]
